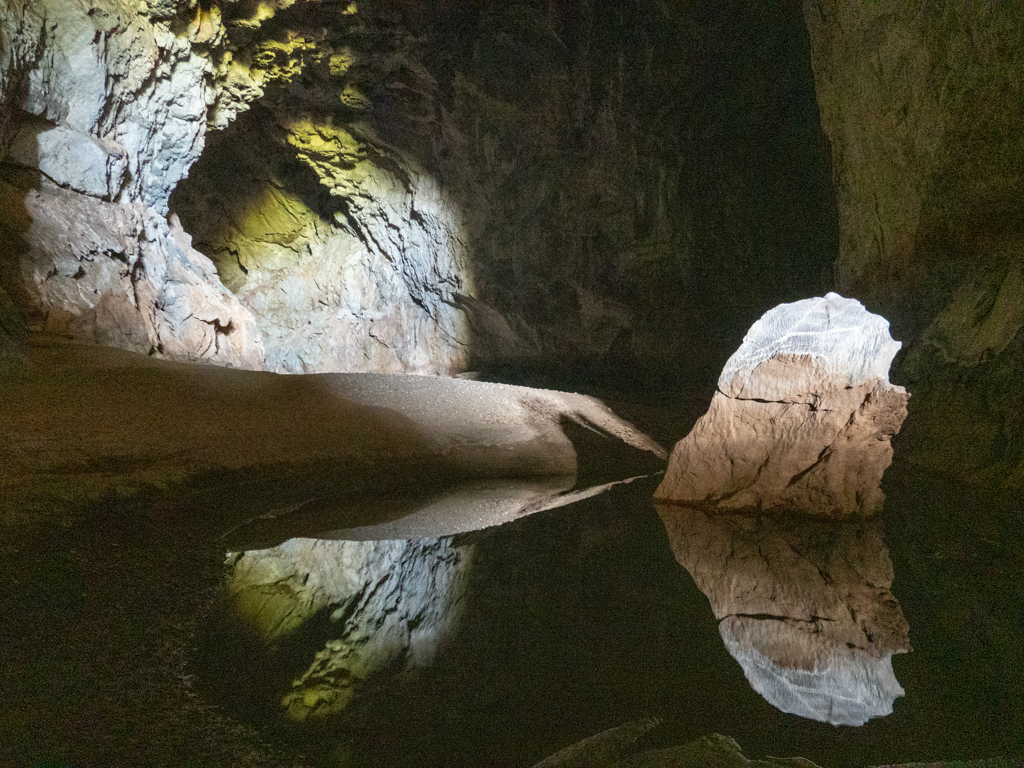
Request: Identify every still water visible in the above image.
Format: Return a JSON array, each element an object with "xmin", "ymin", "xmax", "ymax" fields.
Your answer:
[{"xmin": 204, "ymin": 465, "xmax": 1023, "ymax": 767}]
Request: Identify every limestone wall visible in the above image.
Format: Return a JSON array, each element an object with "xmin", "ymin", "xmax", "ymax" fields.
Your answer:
[
  {"xmin": 803, "ymin": 1, "xmax": 1024, "ymax": 485},
  {"xmin": 2, "ymin": 0, "xmax": 836, "ymax": 384},
  {"xmin": 0, "ymin": 0, "xmax": 264, "ymax": 368}
]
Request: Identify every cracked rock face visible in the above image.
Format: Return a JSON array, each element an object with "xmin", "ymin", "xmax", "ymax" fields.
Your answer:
[
  {"xmin": 171, "ymin": 108, "xmax": 475, "ymax": 375},
  {"xmin": 655, "ymin": 294, "xmax": 909, "ymax": 517},
  {"xmin": 534, "ymin": 728, "xmax": 783, "ymax": 768},
  {"xmin": 2, "ymin": 0, "xmax": 837, "ymax": 381},
  {"xmin": 0, "ymin": 0, "xmax": 265, "ymax": 369},
  {"xmin": 655, "ymin": 504, "xmax": 910, "ymax": 727},
  {"xmin": 168, "ymin": 0, "xmax": 835, "ymax": 381},
  {"xmin": 6, "ymin": 181, "xmax": 264, "ymax": 365}
]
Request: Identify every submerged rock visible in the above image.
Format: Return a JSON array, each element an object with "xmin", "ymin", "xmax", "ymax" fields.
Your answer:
[
  {"xmin": 655, "ymin": 294, "xmax": 908, "ymax": 517},
  {"xmin": 534, "ymin": 727, "xmax": 822, "ymax": 768},
  {"xmin": 531, "ymin": 718, "xmax": 665, "ymax": 768},
  {"xmin": 655, "ymin": 505, "xmax": 911, "ymax": 727}
]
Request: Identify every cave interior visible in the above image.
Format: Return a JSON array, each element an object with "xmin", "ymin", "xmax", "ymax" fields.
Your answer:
[{"xmin": 1, "ymin": 1, "xmax": 1022, "ymax": 766}]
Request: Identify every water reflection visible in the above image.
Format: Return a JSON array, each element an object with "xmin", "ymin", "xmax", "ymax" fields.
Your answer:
[
  {"xmin": 221, "ymin": 473, "xmax": 656, "ymax": 550},
  {"xmin": 655, "ymin": 504, "xmax": 911, "ymax": 726}
]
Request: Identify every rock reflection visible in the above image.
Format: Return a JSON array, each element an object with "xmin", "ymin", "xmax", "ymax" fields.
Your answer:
[
  {"xmin": 221, "ymin": 473, "xmax": 654, "ymax": 550},
  {"xmin": 210, "ymin": 536, "xmax": 473, "ymax": 724},
  {"xmin": 207, "ymin": 474, "xmax": 661, "ymax": 728},
  {"xmin": 655, "ymin": 504, "xmax": 911, "ymax": 726}
]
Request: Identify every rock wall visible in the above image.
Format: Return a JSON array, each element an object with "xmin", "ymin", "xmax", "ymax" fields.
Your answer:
[
  {"xmin": 167, "ymin": 0, "xmax": 836, "ymax": 382},
  {"xmin": 2, "ymin": 1, "xmax": 837, "ymax": 383},
  {"xmin": 0, "ymin": 0, "xmax": 263, "ymax": 368},
  {"xmin": 803, "ymin": 1, "xmax": 1024, "ymax": 485}
]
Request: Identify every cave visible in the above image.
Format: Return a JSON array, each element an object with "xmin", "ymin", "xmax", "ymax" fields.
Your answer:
[{"xmin": 1, "ymin": 1, "xmax": 1023, "ymax": 766}]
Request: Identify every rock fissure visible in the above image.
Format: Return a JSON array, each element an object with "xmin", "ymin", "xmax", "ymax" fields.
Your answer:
[
  {"xmin": 783, "ymin": 542, "xmax": 835, "ymax": 588},
  {"xmin": 718, "ymin": 613, "xmax": 837, "ymax": 625},
  {"xmin": 786, "ymin": 445, "xmax": 833, "ymax": 488}
]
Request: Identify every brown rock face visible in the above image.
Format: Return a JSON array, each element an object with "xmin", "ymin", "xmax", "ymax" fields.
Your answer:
[
  {"xmin": 657, "ymin": 368, "xmax": 907, "ymax": 516},
  {"xmin": 655, "ymin": 295, "xmax": 908, "ymax": 517}
]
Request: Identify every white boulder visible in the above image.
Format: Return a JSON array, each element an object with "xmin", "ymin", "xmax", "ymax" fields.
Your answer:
[{"xmin": 719, "ymin": 292, "xmax": 902, "ymax": 402}]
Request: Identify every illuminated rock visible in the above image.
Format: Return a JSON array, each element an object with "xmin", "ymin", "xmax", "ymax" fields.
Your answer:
[
  {"xmin": 717, "ymin": 292, "xmax": 902, "ymax": 401},
  {"xmin": 655, "ymin": 504, "xmax": 911, "ymax": 726},
  {"xmin": 655, "ymin": 294, "xmax": 908, "ymax": 517},
  {"xmin": 171, "ymin": 115, "xmax": 478, "ymax": 376},
  {"xmin": 10, "ymin": 184, "xmax": 264, "ymax": 368},
  {"xmin": 2, "ymin": 1, "xmax": 211, "ymax": 211},
  {"xmin": 534, "ymin": 729, "xmax": 806, "ymax": 768},
  {"xmin": 1, "ymin": 338, "xmax": 665, "ymax": 535},
  {"xmin": 0, "ymin": 0, "xmax": 265, "ymax": 368}
]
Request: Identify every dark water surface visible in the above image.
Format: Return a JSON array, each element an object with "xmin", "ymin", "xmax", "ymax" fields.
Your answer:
[{"xmin": 211, "ymin": 463, "xmax": 1023, "ymax": 767}]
